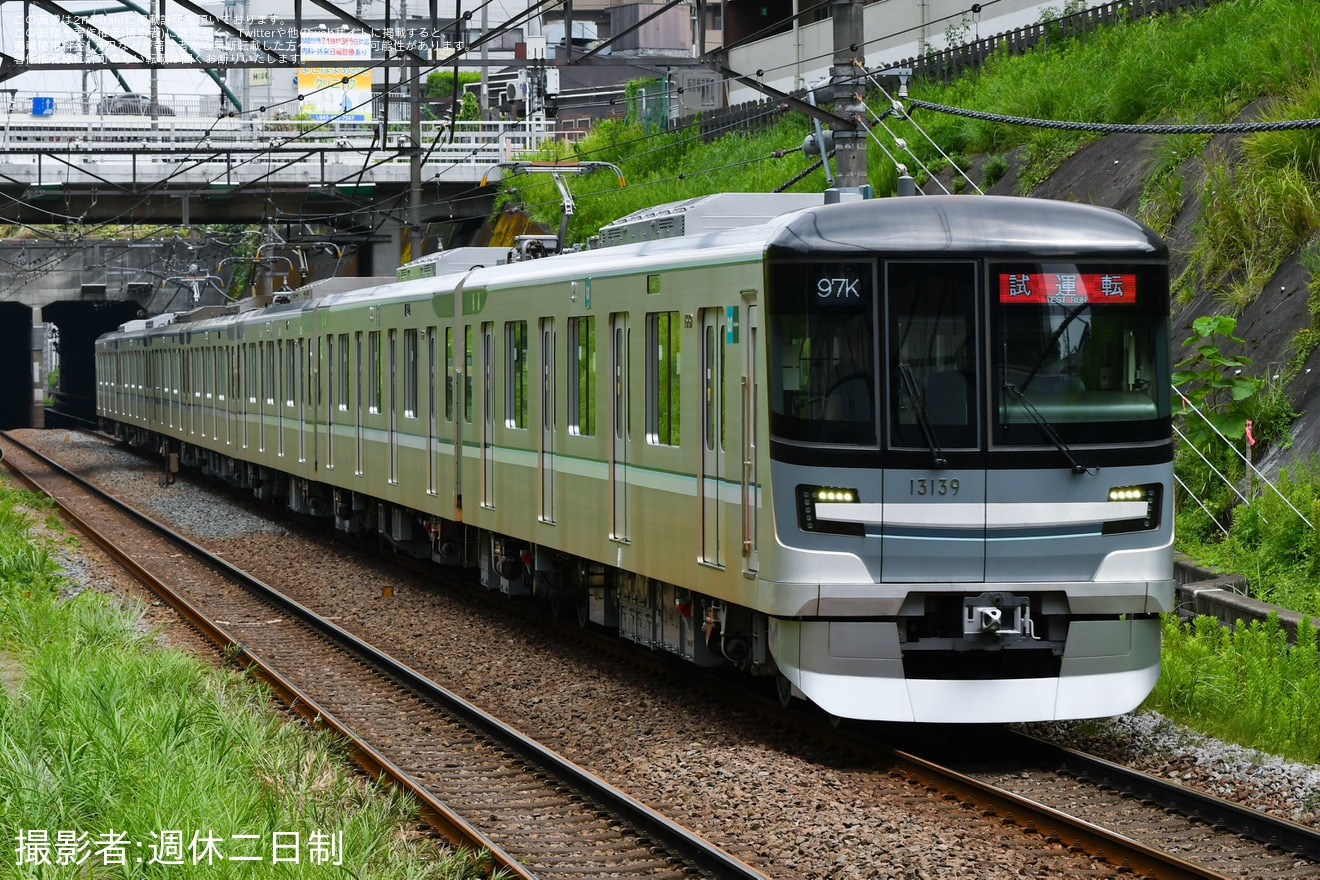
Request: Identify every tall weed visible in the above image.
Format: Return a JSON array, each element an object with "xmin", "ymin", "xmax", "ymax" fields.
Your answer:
[{"xmin": 1148, "ymin": 614, "xmax": 1320, "ymax": 763}]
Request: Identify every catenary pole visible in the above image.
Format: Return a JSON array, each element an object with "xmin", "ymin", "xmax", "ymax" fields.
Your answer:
[{"xmin": 829, "ymin": 0, "xmax": 866, "ymax": 191}]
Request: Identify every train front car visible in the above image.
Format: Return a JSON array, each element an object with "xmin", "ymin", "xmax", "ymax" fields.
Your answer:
[{"xmin": 760, "ymin": 196, "xmax": 1173, "ymax": 723}]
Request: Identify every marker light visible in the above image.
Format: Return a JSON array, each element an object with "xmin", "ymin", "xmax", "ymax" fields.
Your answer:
[
  {"xmin": 796, "ymin": 484, "xmax": 863, "ymax": 536},
  {"xmin": 1103, "ymin": 483, "xmax": 1162, "ymax": 534}
]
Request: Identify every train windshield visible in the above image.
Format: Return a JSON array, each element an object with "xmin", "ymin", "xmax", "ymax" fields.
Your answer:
[
  {"xmin": 767, "ymin": 258, "xmax": 1170, "ymax": 449},
  {"xmin": 991, "ymin": 262, "xmax": 1170, "ymax": 445},
  {"xmin": 766, "ymin": 261, "xmax": 878, "ymax": 445}
]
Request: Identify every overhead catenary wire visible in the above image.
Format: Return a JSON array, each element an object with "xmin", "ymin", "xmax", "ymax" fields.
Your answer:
[
  {"xmin": 905, "ymin": 100, "xmax": 1320, "ymax": 135},
  {"xmin": 30, "ymin": 0, "xmax": 1320, "ymax": 288},
  {"xmin": 5, "ymin": 0, "xmax": 559, "ymax": 237}
]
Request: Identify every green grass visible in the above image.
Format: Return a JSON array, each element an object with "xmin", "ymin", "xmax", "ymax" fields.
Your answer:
[
  {"xmin": 1144, "ymin": 613, "xmax": 1320, "ymax": 764},
  {"xmin": 0, "ymin": 484, "xmax": 495, "ymax": 879}
]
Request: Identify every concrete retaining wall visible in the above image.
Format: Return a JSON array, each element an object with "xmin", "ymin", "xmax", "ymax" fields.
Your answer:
[{"xmin": 1174, "ymin": 557, "xmax": 1315, "ymax": 645}]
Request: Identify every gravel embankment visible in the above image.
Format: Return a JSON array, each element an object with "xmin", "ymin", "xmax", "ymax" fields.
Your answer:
[{"xmin": 14, "ymin": 429, "xmax": 1320, "ymax": 879}]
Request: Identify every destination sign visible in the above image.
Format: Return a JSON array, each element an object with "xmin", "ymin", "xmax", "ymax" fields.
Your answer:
[{"xmin": 998, "ymin": 272, "xmax": 1137, "ymax": 305}]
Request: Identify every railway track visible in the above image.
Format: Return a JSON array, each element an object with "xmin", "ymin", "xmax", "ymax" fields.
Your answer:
[
  {"xmin": 0, "ymin": 432, "xmax": 770, "ymax": 880},
  {"xmin": 921, "ymin": 729, "xmax": 1320, "ymax": 880},
  {"xmin": 447, "ymin": 550, "xmax": 1320, "ymax": 880},
  {"xmin": 9, "ymin": 428, "xmax": 1320, "ymax": 880}
]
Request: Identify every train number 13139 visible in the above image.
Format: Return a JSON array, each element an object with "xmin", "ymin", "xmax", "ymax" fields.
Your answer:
[{"xmin": 909, "ymin": 478, "xmax": 960, "ymax": 496}]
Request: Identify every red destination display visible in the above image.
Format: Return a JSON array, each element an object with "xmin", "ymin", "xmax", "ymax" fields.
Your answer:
[{"xmin": 998, "ymin": 273, "xmax": 1137, "ymax": 305}]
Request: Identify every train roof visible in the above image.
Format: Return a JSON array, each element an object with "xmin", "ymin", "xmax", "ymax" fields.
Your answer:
[
  {"xmin": 765, "ymin": 195, "xmax": 1167, "ymax": 259},
  {"xmin": 97, "ymin": 196, "xmax": 1167, "ymax": 344}
]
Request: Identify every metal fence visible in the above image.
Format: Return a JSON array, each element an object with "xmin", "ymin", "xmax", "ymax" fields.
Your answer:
[
  {"xmin": 677, "ymin": 0, "xmax": 1226, "ymax": 134},
  {"xmin": 899, "ymin": 0, "xmax": 1220, "ymax": 84}
]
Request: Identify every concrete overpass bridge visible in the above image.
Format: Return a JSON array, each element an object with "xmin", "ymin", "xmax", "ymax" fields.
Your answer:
[
  {"xmin": 0, "ymin": 114, "xmax": 551, "ymax": 225},
  {"xmin": 0, "ymin": 115, "xmax": 569, "ymax": 429}
]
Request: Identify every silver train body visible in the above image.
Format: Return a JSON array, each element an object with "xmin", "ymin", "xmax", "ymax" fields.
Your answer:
[{"xmin": 95, "ymin": 195, "xmax": 1175, "ymax": 723}]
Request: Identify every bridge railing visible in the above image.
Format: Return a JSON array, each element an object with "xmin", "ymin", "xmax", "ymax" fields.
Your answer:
[{"xmin": 0, "ymin": 113, "xmax": 563, "ymax": 170}]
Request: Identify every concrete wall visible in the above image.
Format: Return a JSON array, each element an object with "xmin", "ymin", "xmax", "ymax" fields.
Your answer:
[{"xmin": 728, "ymin": 0, "xmax": 1083, "ymax": 101}]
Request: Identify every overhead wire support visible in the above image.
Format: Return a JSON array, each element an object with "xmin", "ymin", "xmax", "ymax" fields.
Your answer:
[
  {"xmin": 860, "ymin": 68, "xmax": 982, "ymax": 196},
  {"xmin": 855, "ymin": 102, "xmax": 950, "ymax": 194},
  {"xmin": 480, "ymin": 161, "xmax": 625, "ymax": 252}
]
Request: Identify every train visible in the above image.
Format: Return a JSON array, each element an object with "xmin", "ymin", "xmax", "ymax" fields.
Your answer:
[{"xmin": 94, "ymin": 192, "xmax": 1175, "ymax": 724}]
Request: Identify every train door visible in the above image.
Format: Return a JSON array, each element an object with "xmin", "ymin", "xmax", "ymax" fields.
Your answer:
[
  {"xmin": 154, "ymin": 350, "xmax": 162, "ymax": 428},
  {"xmin": 354, "ymin": 331, "xmax": 364, "ymax": 475},
  {"xmin": 610, "ymin": 312, "xmax": 630, "ymax": 542},
  {"xmin": 325, "ymin": 334, "xmax": 336, "ymax": 470},
  {"xmin": 427, "ymin": 328, "xmax": 438, "ymax": 496},
  {"xmin": 700, "ymin": 309, "xmax": 725, "ymax": 567},
  {"xmin": 262, "ymin": 340, "xmax": 273, "ymax": 453},
  {"xmin": 186, "ymin": 349, "xmax": 194, "ymax": 437},
  {"xmin": 539, "ymin": 317, "xmax": 556, "ymax": 523},
  {"xmin": 226, "ymin": 347, "xmax": 236, "ymax": 447},
  {"xmin": 882, "ymin": 261, "xmax": 985, "ymax": 582},
  {"xmin": 457, "ymin": 324, "xmax": 472, "ymax": 508},
  {"xmin": 388, "ymin": 329, "xmax": 398, "ymax": 484},
  {"xmin": 741, "ymin": 301, "xmax": 759, "ymax": 574},
  {"xmin": 244, "ymin": 343, "xmax": 252, "ymax": 448},
  {"xmin": 481, "ymin": 322, "xmax": 495, "ymax": 507},
  {"xmin": 165, "ymin": 350, "xmax": 174, "ymax": 431},
  {"xmin": 277, "ymin": 340, "xmax": 285, "ymax": 458},
  {"xmin": 202, "ymin": 347, "xmax": 211, "ymax": 440},
  {"xmin": 179, "ymin": 349, "xmax": 186, "ymax": 435},
  {"xmin": 298, "ymin": 337, "xmax": 307, "ymax": 464}
]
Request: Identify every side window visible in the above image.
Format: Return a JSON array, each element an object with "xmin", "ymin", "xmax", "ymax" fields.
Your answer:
[
  {"xmin": 505, "ymin": 320, "xmax": 528, "ymax": 429},
  {"xmin": 265, "ymin": 341, "xmax": 275, "ymax": 405},
  {"xmin": 444, "ymin": 327, "xmax": 455, "ymax": 423},
  {"xmin": 646, "ymin": 311, "xmax": 681, "ymax": 446},
  {"xmin": 568, "ymin": 315, "xmax": 596, "ymax": 437},
  {"xmin": 703, "ymin": 320, "xmax": 726, "ymax": 452},
  {"xmin": 368, "ymin": 330, "xmax": 382, "ymax": 413},
  {"xmin": 247, "ymin": 344, "xmax": 258, "ymax": 404},
  {"xmin": 403, "ymin": 328, "xmax": 418, "ymax": 419},
  {"xmin": 354, "ymin": 331, "xmax": 364, "ymax": 413},
  {"xmin": 286, "ymin": 340, "xmax": 296, "ymax": 407},
  {"xmin": 463, "ymin": 325, "xmax": 474, "ymax": 424},
  {"xmin": 337, "ymin": 333, "xmax": 350, "ymax": 410}
]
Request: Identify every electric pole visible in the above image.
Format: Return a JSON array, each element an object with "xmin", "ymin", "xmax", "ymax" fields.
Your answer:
[
  {"xmin": 401, "ymin": 0, "xmax": 422, "ymax": 264},
  {"xmin": 829, "ymin": 0, "xmax": 867, "ymax": 192}
]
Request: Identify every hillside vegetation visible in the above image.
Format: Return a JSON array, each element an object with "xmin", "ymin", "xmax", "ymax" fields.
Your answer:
[{"xmin": 520, "ymin": 0, "xmax": 1320, "ymax": 280}]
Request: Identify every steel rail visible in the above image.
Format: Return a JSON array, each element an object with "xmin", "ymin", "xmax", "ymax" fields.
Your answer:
[
  {"xmin": 865, "ymin": 741, "xmax": 1228, "ymax": 880},
  {"xmin": 0, "ymin": 432, "xmax": 532, "ymax": 880},
  {"xmin": 2, "ymin": 431, "xmax": 770, "ymax": 880},
  {"xmin": 1010, "ymin": 731, "xmax": 1320, "ymax": 862}
]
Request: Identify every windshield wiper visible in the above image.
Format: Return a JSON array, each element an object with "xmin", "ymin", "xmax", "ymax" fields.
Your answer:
[
  {"xmin": 899, "ymin": 362, "xmax": 947, "ymax": 468},
  {"xmin": 1002, "ymin": 383, "xmax": 1090, "ymax": 475},
  {"xmin": 1020, "ymin": 302, "xmax": 1090, "ymax": 392}
]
